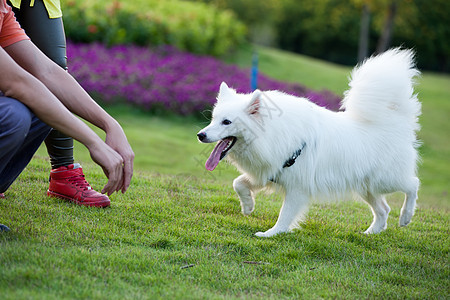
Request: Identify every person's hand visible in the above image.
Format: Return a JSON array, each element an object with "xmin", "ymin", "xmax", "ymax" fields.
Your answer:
[
  {"xmin": 104, "ymin": 121, "xmax": 135, "ymax": 193},
  {"xmin": 87, "ymin": 139, "xmax": 126, "ymax": 195}
]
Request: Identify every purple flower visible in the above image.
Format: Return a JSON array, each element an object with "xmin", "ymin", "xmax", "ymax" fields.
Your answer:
[{"xmin": 67, "ymin": 42, "xmax": 341, "ymax": 115}]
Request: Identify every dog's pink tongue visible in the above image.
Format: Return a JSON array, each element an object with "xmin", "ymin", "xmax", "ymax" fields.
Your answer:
[{"xmin": 205, "ymin": 139, "xmax": 228, "ymax": 171}]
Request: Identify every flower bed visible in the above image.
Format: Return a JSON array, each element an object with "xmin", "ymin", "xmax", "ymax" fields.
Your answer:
[{"xmin": 67, "ymin": 42, "xmax": 341, "ymax": 116}]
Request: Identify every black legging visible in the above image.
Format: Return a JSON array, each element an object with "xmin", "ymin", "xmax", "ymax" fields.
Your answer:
[{"xmin": 9, "ymin": 0, "xmax": 74, "ymax": 169}]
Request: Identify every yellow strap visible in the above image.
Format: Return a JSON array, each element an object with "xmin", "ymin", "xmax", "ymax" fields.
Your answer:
[
  {"xmin": 8, "ymin": 0, "xmax": 21, "ymax": 9},
  {"xmin": 8, "ymin": 0, "xmax": 62, "ymax": 18},
  {"xmin": 42, "ymin": 0, "xmax": 62, "ymax": 18}
]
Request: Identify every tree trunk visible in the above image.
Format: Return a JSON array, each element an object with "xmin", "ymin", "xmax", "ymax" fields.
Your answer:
[
  {"xmin": 358, "ymin": 3, "xmax": 371, "ymax": 62},
  {"xmin": 376, "ymin": 1, "xmax": 398, "ymax": 54}
]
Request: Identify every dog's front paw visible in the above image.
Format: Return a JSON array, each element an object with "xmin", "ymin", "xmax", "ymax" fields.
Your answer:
[
  {"xmin": 399, "ymin": 208, "xmax": 413, "ymax": 227},
  {"xmin": 255, "ymin": 231, "xmax": 270, "ymax": 237},
  {"xmin": 241, "ymin": 203, "xmax": 254, "ymax": 215},
  {"xmin": 240, "ymin": 196, "xmax": 255, "ymax": 216},
  {"xmin": 363, "ymin": 224, "xmax": 387, "ymax": 234},
  {"xmin": 255, "ymin": 228, "xmax": 286, "ymax": 238}
]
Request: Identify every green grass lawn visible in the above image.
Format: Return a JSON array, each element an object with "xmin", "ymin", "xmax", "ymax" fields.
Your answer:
[{"xmin": 1, "ymin": 46, "xmax": 449, "ymax": 299}]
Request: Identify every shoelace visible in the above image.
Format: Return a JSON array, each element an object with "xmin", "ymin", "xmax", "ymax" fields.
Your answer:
[{"xmin": 67, "ymin": 175, "xmax": 92, "ymax": 191}]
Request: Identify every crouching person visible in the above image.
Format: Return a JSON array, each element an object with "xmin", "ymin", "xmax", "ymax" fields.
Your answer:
[{"xmin": 0, "ymin": 0, "xmax": 134, "ymax": 231}]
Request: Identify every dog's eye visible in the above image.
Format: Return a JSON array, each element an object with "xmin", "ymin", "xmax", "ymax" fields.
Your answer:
[{"xmin": 222, "ymin": 119, "xmax": 232, "ymax": 125}]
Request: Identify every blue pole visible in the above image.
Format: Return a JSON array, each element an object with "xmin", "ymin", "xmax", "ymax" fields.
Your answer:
[{"xmin": 251, "ymin": 51, "xmax": 258, "ymax": 91}]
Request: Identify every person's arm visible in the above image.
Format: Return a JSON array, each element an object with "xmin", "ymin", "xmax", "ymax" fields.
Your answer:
[{"xmin": 0, "ymin": 43, "xmax": 134, "ymax": 195}]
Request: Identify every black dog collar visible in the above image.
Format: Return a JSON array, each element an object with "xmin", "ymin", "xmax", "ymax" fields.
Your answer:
[{"xmin": 270, "ymin": 142, "xmax": 306, "ymax": 182}]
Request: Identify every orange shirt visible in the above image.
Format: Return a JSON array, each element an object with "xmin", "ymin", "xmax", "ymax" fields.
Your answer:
[{"xmin": 0, "ymin": 0, "xmax": 29, "ymax": 48}]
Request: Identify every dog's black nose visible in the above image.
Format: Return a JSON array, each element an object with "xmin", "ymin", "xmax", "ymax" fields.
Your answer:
[{"xmin": 197, "ymin": 132, "xmax": 207, "ymax": 142}]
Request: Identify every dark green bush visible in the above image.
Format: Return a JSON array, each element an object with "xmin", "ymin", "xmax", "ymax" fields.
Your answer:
[
  {"xmin": 275, "ymin": 0, "xmax": 362, "ymax": 65},
  {"xmin": 190, "ymin": 0, "xmax": 450, "ymax": 71},
  {"xmin": 389, "ymin": 0, "xmax": 450, "ymax": 72},
  {"xmin": 275, "ymin": 0, "xmax": 450, "ymax": 71},
  {"xmin": 62, "ymin": 0, "xmax": 246, "ymax": 56}
]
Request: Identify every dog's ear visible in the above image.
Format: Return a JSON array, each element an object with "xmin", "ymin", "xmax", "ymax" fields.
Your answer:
[
  {"xmin": 247, "ymin": 90, "xmax": 262, "ymax": 115},
  {"xmin": 218, "ymin": 82, "xmax": 235, "ymax": 101}
]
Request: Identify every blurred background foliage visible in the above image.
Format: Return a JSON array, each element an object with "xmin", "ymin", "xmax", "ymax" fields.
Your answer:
[
  {"xmin": 190, "ymin": 0, "xmax": 449, "ymax": 71},
  {"xmin": 61, "ymin": 0, "xmax": 449, "ymax": 71}
]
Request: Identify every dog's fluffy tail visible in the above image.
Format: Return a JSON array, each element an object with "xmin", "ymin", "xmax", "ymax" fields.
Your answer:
[{"xmin": 341, "ymin": 48, "xmax": 421, "ymax": 131}]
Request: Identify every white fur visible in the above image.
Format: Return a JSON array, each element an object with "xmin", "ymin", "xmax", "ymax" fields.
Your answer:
[{"xmin": 198, "ymin": 48, "xmax": 421, "ymax": 237}]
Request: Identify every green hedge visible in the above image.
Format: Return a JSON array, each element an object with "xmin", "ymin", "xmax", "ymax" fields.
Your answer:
[{"xmin": 61, "ymin": 0, "xmax": 246, "ymax": 56}]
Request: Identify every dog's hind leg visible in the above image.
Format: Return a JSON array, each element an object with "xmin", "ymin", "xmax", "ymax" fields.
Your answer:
[
  {"xmin": 255, "ymin": 189, "xmax": 309, "ymax": 237},
  {"xmin": 399, "ymin": 177, "xmax": 419, "ymax": 227},
  {"xmin": 233, "ymin": 174, "xmax": 258, "ymax": 215},
  {"xmin": 362, "ymin": 191, "xmax": 390, "ymax": 234}
]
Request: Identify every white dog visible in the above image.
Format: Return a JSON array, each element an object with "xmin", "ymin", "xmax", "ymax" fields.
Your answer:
[{"xmin": 197, "ymin": 49, "xmax": 421, "ymax": 237}]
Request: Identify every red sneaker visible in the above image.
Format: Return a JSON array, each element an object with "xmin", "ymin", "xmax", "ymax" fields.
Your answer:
[{"xmin": 47, "ymin": 163, "xmax": 110, "ymax": 207}]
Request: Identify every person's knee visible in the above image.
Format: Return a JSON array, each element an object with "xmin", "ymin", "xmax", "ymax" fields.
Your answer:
[{"xmin": 0, "ymin": 98, "xmax": 33, "ymax": 145}]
